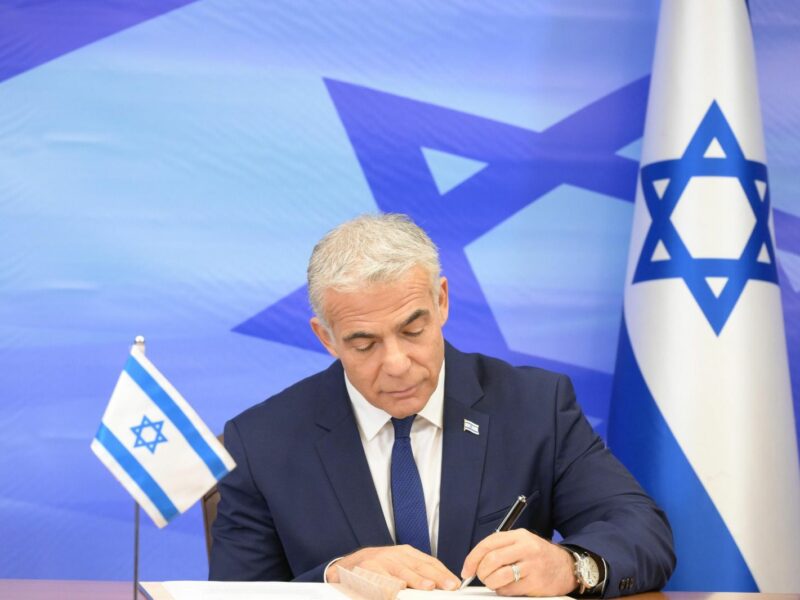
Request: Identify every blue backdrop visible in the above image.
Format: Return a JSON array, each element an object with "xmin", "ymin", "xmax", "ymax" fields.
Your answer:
[{"xmin": 1, "ymin": 0, "xmax": 798, "ymax": 582}]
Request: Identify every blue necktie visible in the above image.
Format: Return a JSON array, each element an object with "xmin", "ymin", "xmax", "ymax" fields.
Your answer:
[{"xmin": 390, "ymin": 415, "xmax": 431, "ymax": 554}]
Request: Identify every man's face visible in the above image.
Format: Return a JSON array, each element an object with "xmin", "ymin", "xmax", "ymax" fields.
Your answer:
[{"xmin": 310, "ymin": 267, "xmax": 449, "ymax": 419}]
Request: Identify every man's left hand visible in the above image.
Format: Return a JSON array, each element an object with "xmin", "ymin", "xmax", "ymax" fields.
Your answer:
[{"xmin": 460, "ymin": 529, "xmax": 576, "ymax": 597}]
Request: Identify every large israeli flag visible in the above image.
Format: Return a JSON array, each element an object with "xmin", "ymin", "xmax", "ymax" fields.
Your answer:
[
  {"xmin": 91, "ymin": 346, "xmax": 235, "ymax": 528},
  {"xmin": 608, "ymin": 0, "xmax": 800, "ymax": 592}
]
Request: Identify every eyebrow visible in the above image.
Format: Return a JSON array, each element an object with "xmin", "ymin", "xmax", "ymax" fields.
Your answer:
[
  {"xmin": 343, "ymin": 331, "xmax": 377, "ymax": 343},
  {"xmin": 400, "ymin": 308, "xmax": 429, "ymax": 329},
  {"xmin": 342, "ymin": 309, "xmax": 430, "ymax": 343}
]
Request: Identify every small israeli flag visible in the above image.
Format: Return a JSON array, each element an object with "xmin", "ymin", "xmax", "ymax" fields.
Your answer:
[{"xmin": 91, "ymin": 345, "xmax": 235, "ymax": 527}]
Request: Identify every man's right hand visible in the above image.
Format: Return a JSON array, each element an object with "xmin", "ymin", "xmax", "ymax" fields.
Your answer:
[{"xmin": 325, "ymin": 545, "xmax": 461, "ymax": 591}]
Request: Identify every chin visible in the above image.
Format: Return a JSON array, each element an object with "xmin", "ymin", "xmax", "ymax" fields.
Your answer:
[{"xmin": 383, "ymin": 397, "xmax": 427, "ymax": 419}]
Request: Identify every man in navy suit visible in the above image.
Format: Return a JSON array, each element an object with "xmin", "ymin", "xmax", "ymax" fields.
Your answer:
[{"xmin": 210, "ymin": 214, "xmax": 675, "ymax": 596}]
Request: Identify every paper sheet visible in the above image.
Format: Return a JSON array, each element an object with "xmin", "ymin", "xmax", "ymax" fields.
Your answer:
[
  {"xmin": 160, "ymin": 581, "xmax": 348, "ymax": 599},
  {"xmin": 399, "ymin": 588, "xmax": 497, "ymax": 597},
  {"xmin": 146, "ymin": 580, "xmax": 570, "ymax": 600}
]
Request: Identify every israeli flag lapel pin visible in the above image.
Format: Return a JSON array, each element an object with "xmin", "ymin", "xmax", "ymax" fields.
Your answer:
[{"xmin": 463, "ymin": 419, "xmax": 480, "ymax": 435}]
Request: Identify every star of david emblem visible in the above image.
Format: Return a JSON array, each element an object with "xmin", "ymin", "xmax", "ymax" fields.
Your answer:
[
  {"xmin": 130, "ymin": 415, "xmax": 168, "ymax": 454},
  {"xmin": 231, "ymin": 77, "xmax": 652, "ymax": 410},
  {"xmin": 230, "ymin": 77, "xmax": 800, "ymax": 420},
  {"xmin": 632, "ymin": 101, "xmax": 778, "ymax": 335}
]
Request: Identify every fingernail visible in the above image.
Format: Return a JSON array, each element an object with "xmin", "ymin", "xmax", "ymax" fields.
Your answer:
[
  {"xmin": 445, "ymin": 579, "xmax": 459, "ymax": 590},
  {"xmin": 422, "ymin": 580, "xmax": 434, "ymax": 589},
  {"xmin": 460, "ymin": 569, "xmax": 467, "ymax": 578}
]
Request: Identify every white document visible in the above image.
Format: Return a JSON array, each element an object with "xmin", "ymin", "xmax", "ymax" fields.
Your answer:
[
  {"xmin": 159, "ymin": 581, "xmax": 346, "ymax": 599},
  {"xmin": 145, "ymin": 580, "xmax": 569, "ymax": 600},
  {"xmin": 400, "ymin": 590, "xmax": 568, "ymax": 598},
  {"xmin": 399, "ymin": 588, "xmax": 498, "ymax": 598}
]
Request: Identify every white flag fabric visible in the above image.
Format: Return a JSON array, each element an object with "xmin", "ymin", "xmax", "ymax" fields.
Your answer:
[
  {"xmin": 91, "ymin": 347, "xmax": 235, "ymax": 528},
  {"xmin": 609, "ymin": 0, "xmax": 800, "ymax": 592}
]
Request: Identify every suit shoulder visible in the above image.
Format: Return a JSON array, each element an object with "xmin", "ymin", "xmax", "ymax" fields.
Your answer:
[
  {"xmin": 228, "ymin": 360, "xmax": 343, "ymax": 432},
  {"xmin": 459, "ymin": 348, "xmax": 568, "ymax": 390}
]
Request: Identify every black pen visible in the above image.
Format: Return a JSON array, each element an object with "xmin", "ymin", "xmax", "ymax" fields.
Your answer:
[{"xmin": 459, "ymin": 494, "xmax": 529, "ymax": 589}]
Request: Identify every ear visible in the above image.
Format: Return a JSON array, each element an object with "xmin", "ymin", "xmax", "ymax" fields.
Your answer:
[
  {"xmin": 310, "ymin": 317, "xmax": 339, "ymax": 358},
  {"xmin": 437, "ymin": 277, "xmax": 449, "ymax": 326}
]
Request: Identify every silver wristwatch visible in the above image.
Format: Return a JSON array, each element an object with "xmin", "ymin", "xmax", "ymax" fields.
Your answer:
[{"xmin": 569, "ymin": 550, "xmax": 601, "ymax": 594}]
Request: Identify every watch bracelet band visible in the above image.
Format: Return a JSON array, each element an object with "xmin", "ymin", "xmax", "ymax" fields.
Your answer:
[{"xmin": 560, "ymin": 544, "xmax": 608, "ymax": 598}]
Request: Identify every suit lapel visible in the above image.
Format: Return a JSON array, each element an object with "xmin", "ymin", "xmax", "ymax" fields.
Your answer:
[
  {"xmin": 314, "ymin": 362, "xmax": 393, "ymax": 548},
  {"xmin": 437, "ymin": 344, "xmax": 489, "ymax": 575},
  {"xmin": 311, "ymin": 346, "xmax": 490, "ymax": 567}
]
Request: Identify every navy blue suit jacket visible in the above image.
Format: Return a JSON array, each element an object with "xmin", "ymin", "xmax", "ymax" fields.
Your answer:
[{"xmin": 209, "ymin": 344, "xmax": 674, "ymax": 596}]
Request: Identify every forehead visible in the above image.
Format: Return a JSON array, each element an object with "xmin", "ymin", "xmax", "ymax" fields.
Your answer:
[{"xmin": 323, "ymin": 268, "xmax": 434, "ymax": 333}]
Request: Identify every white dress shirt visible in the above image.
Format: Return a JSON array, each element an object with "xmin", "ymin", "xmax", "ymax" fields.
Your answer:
[{"xmin": 345, "ymin": 363, "xmax": 445, "ymax": 557}]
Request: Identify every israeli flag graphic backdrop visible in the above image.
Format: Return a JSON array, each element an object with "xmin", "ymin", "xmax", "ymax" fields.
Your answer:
[
  {"xmin": 609, "ymin": 1, "xmax": 800, "ymax": 592},
  {"xmin": 0, "ymin": 0, "xmax": 798, "ymax": 584},
  {"xmin": 91, "ymin": 347, "xmax": 235, "ymax": 528}
]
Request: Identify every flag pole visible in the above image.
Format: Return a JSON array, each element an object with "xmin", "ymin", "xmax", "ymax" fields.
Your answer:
[
  {"xmin": 134, "ymin": 501, "xmax": 140, "ymax": 600},
  {"xmin": 132, "ymin": 335, "xmax": 145, "ymax": 600}
]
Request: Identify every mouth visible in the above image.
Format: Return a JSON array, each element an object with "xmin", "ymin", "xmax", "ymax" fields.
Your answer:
[{"xmin": 385, "ymin": 384, "xmax": 418, "ymax": 399}]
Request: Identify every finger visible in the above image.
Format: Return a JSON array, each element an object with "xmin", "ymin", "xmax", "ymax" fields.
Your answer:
[
  {"xmin": 482, "ymin": 560, "xmax": 524, "ymax": 591},
  {"xmin": 392, "ymin": 546, "xmax": 460, "ymax": 590},
  {"xmin": 387, "ymin": 563, "xmax": 437, "ymax": 590},
  {"xmin": 394, "ymin": 545, "xmax": 459, "ymax": 583},
  {"xmin": 494, "ymin": 560, "xmax": 536, "ymax": 598},
  {"xmin": 495, "ymin": 579, "xmax": 529, "ymax": 598},
  {"xmin": 358, "ymin": 558, "xmax": 393, "ymax": 578},
  {"xmin": 461, "ymin": 531, "xmax": 517, "ymax": 578},
  {"xmin": 412, "ymin": 560, "xmax": 461, "ymax": 590},
  {"xmin": 474, "ymin": 543, "xmax": 524, "ymax": 584}
]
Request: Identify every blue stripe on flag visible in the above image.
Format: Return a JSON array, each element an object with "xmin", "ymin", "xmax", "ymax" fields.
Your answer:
[
  {"xmin": 95, "ymin": 423, "xmax": 179, "ymax": 523},
  {"xmin": 124, "ymin": 356, "xmax": 230, "ymax": 480},
  {"xmin": 608, "ymin": 321, "xmax": 758, "ymax": 591}
]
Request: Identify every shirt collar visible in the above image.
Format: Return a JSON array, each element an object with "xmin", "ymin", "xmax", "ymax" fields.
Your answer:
[{"xmin": 346, "ymin": 361, "xmax": 445, "ymax": 442}]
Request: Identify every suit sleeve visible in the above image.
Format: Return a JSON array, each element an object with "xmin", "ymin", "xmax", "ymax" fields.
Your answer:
[
  {"xmin": 209, "ymin": 419, "xmax": 293, "ymax": 581},
  {"xmin": 209, "ymin": 420, "xmax": 335, "ymax": 582},
  {"xmin": 550, "ymin": 375, "xmax": 676, "ymax": 597}
]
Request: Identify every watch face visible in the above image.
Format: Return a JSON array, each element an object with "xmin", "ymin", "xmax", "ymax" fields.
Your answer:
[{"xmin": 578, "ymin": 556, "xmax": 600, "ymax": 588}]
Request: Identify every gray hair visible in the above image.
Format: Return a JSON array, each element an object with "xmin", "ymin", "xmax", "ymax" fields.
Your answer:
[{"xmin": 307, "ymin": 213, "xmax": 441, "ymax": 323}]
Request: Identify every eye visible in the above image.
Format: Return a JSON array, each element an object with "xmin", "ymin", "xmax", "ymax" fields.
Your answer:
[
  {"xmin": 353, "ymin": 342, "xmax": 375, "ymax": 353},
  {"xmin": 405, "ymin": 328, "xmax": 424, "ymax": 338}
]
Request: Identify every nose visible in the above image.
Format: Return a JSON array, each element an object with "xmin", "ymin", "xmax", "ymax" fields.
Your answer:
[{"xmin": 382, "ymin": 337, "xmax": 411, "ymax": 377}]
